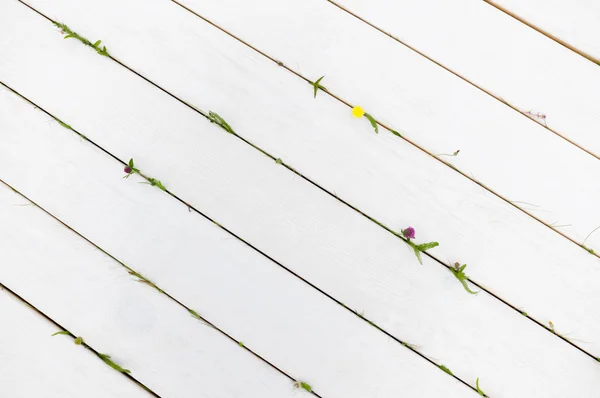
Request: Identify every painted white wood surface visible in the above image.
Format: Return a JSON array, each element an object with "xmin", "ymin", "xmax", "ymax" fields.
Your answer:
[
  {"xmin": 487, "ymin": 0, "xmax": 600, "ymax": 61},
  {"xmin": 0, "ymin": 183, "xmax": 302, "ymax": 398},
  {"xmin": 323, "ymin": 0, "xmax": 600, "ymax": 159},
  {"xmin": 0, "ymin": 86, "xmax": 475, "ymax": 398},
  {"xmin": 1, "ymin": 4, "xmax": 600, "ymax": 397},
  {"xmin": 0, "ymin": 287, "xmax": 150, "ymax": 398},
  {"xmin": 12, "ymin": 0, "xmax": 600, "ymax": 363},
  {"xmin": 60, "ymin": 0, "xmax": 600, "ymax": 254}
]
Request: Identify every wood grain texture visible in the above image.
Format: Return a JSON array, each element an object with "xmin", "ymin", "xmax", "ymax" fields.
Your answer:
[
  {"xmin": 486, "ymin": 0, "xmax": 600, "ymax": 62},
  {"xmin": 0, "ymin": 182, "xmax": 302, "ymax": 398},
  {"xmin": 0, "ymin": 85, "xmax": 476, "ymax": 398},
  {"xmin": 324, "ymin": 0, "xmax": 600, "ymax": 157},
  {"xmin": 1, "ymin": 3, "xmax": 600, "ymax": 397},
  {"xmin": 106, "ymin": 0, "xmax": 600, "ymax": 252},
  {"xmin": 13, "ymin": 0, "xmax": 600, "ymax": 363},
  {"xmin": 0, "ymin": 287, "xmax": 151, "ymax": 398}
]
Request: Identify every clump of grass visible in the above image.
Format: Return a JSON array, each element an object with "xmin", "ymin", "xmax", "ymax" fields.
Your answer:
[
  {"xmin": 293, "ymin": 381, "xmax": 312, "ymax": 393},
  {"xmin": 275, "ymin": 158, "xmax": 283, "ymax": 165},
  {"xmin": 98, "ymin": 353, "xmax": 130, "ymax": 373},
  {"xmin": 449, "ymin": 263, "xmax": 478, "ymax": 295},
  {"xmin": 439, "ymin": 364, "xmax": 452, "ymax": 375},
  {"xmin": 207, "ymin": 111, "xmax": 235, "ymax": 134},
  {"xmin": 310, "ymin": 76, "xmax": 327, "ymax": 98},
  {"xmin": 476, "ymin": 377, "xmax": 485, "ymax": 396},
  {"xmin": 53, "ymin": 22, "xmax": 109, "ymax": 57},
  {"xmin": 144, "ymin": 178, "xmax": 166, "ymax": 191},
  {"xmin": 188, "ymin": 309, "xmax": 214, "ymax": 328},
  {"xmin": 128, "ymin": 270, "xmax": 163, "ymax": 293},
  {"xmin": 55, "ymin": 117, "xmax": 73, "ymax": 130}
]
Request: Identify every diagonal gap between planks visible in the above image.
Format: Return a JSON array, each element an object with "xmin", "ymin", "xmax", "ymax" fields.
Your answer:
[
  {"xmin": 167, "ymin": 0, "xmax": 600, "ymax": 259},
  {"xmin": 482, "ymin": 0, "xmax": 600, "ymax": 65},
  {"xmin": 323, "ymin": 0, "xmax": 600, "ymax": 162},
  {"xmin": 0, "ymin": 280, "xmax": 161, "ymax": 398},
  {"xmin": 0, "ymin": 81, "xmax": 482, "ymax": 394},
  {"xmin": 9, "ymin": 0, "xmax": 600, "ymax": 361},
  {"xmin": 0, "ymin": 178, "xmax": 325, "ymax": 397}
]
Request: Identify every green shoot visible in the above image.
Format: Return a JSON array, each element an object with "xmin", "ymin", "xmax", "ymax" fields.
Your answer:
[
  {"xmin": 310, "ymin": 76, "xmax": 327, "ymax": 98},
  {"xmin": 476, "ymin": 377, "xmax": 485, "ymax": 396},
  {"xmin": 390, "ymin": 129, "xmax": 402, "ymax": 138},
  {"xmin": 123, "ymin": 158, "xmax": 140, "ymax": 178},
  {"xmin": 51, "ymin": 330, "xmax": 70, "ymax": 337},
  {"xmin": 208, "ymin": 111, "xmax": 235, "ymax": 134},
  {"xmin": 439, "ymin": 365, "xmax": 453, "ymax": 375},
  {"xmin": 404, "ymin": 239, "xmax": 439, "ymax": 264},
  {"xmin": 74, "ymin": 336, "xmax": 84, "ymax": 345},
  {"xmin": 53, "ymin": 22, "xmax": 110, "ymax": 57},
  {"xmin": 449, "ymin": 263, "xmax": 478, "ymax": 295},
  {"xmin": 238, "ymin": 341, "xmax": 244, "ymax": 347},
  {"xmin": 293, "ymin": 381, "xmax": 312, "ymax": 393},
  {"xmin": 436, "ymin": 150, "xmax": 460, "ymax": 157},
  {"xmin": 364, "ymin": 113, "xmax": 378, "ymax": 134},
  {"xmin": 188, "ymin": 309, "xmax": 214, "ymax": 328},
  {"xmin": 521, "ymin": 311, "xmax": 528, "ymax": 317},
  {"xmin": 275, "ymin": 158, "xmax": 283, "ymax": 165},
  {"xmin": 144, "ymin": 178, "xmax": 166, "ymax": 191},
  {"xmin": 583, "ymin": 245, "xmax": 595, "ymax": 255},
  {"xmin": 128, "ymin": 270, "xmax": 163, "ymax": 293},
  {"xmin": 401, "ymin": 341, "xmax": 419, "ymax": 350},
  {"xmin": 55, "ymin": 118, "xmax": 73, "ymax": 130},
  {"xmin": 98, "ymin": 353, "xmax": 130, "ymax": 373}
]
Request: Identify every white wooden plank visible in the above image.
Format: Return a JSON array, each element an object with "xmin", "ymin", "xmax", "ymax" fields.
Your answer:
[
  {"xmin": 486, "ymin": 0, "xmax": 600, "ymax": 62},
  {"xmin": 0, "ymin": 87, "xmax": 475, "ymax": 398},
  {"xmin": 0, "ymin": 286, "xmax": 151, "ymax": 398},
  {"xmin": 1, "ymin": 3, "xmax": 600, "ymax": 398},
  {"xmin": 12, "ymin": 0, "xmax": 600, "ymax": 364},
  {"xmin": 0, "ymin": 189, "xmax": 299, "ymax": 397},
  {"xmin": 322, "ymin": 0, "xmax": 600, "ymax": 158},
  {"xmin": 169, "ymin": 0, "xmax": 600, "ymax": 251}
]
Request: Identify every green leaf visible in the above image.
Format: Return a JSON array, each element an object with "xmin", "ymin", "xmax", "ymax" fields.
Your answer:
[
  {"xmin": 415, "ymin": 241, "xmax": 439, "ymax": 251},
  {"xmin": 476, "ymin": 377, "xmax": 485, "ymax": 396},
  {"xmin": 390, "ymin": 129, "xmax": 402, "ymax": 138},
  {"xmin": 363, "ymin": 113, "xmax": 379, "ymax": 134},
  {"xmin": 98, "ymin": 353, "xmax": 131, "ymax": 374},
  {"xmin": 311, "ymin": 75, "xmax": 325, "ymax": 98},
  {"xmin": 439, "ymin": 364, "xmax": 453, "ymax": 375},
  {"xmin": 275, "ymin": 158, "xmax": 283, "ymax": 165},
  {"xmin": 51, "ymin": 330, "xmax": 70, "ymax": 336},
  {"xmin": 64, "ymin": 34, "xmax": 75, "ymax": 40},
  {"xmin": 208, "ymin": 111, "xmax": 235, "ymax": 134},
  {"xmin": 92, "ymin": 40, "xmax": 101, "ymax": 48},
  {"xmin": 128, "ymin": 158, "xmax": 134, "ymax": 167}
]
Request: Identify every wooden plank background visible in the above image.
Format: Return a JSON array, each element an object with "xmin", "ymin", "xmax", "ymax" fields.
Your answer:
[{"xmin": 1, "ymin": 0, "xmax": 600, "ymax": 397}]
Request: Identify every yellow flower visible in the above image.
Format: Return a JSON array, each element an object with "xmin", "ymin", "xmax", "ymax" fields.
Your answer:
[{"xmin": 352, "ymin": 106, "xmax": 365, "ymax": 118}]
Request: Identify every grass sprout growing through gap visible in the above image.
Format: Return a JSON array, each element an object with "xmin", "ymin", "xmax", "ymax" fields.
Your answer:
[
  {"xmin": 188, "ymin": 309, "xmax": 214, "ymax": 328},
  {"xmin": 293, "ymin": 381, "xmax": 312, "ymax": 393},
  {"xmin": 582, "ymin": 225, "xmax": 600, "ymax": 254},
  {"xmin": 53, "ymin": 22, "xmax": 110, "ymax": 57},
  {"xmin": 439, "ymin": 364, "xmax": 452, "ymax": 375},
  {"xmin": 98, "ymin": 353, "xmax": 131, "ymax": 373},
  {"xmin": 144, "ymin": 178, "xmax": 166, "ymax": 191},
  {"xmin": 310, "ymin": 76, "xmax": 327, "ymax": 98},
  {"xmin": 400, "ymin": 227, "xmax": 439, "ymax": 264},
  {"xmin": 207, "ymin": 111, "xmax": 235, "ymax": 134},
  {"xmin": 476, "ymin": 378, "xmax": 485, "ymax": 396},
  {"xmin": 128, "ymin": 270, "xmax": 164, "ymax": 293},
  {"xmin": 450, "ymin": 262, "xmax": 478, "ymax": 295},
  {"xmin": 51, "ymin": 330, "xmax": 71, "ymax": 337}
]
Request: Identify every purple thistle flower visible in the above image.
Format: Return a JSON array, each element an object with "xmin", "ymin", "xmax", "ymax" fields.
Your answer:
[
  {"xmin": 401, "ymin": 226, "xmax": 415, "ymax": 240},
  {"xmin": 124, "ymin": 166, "xmax": 132, "ymax": 174}
]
